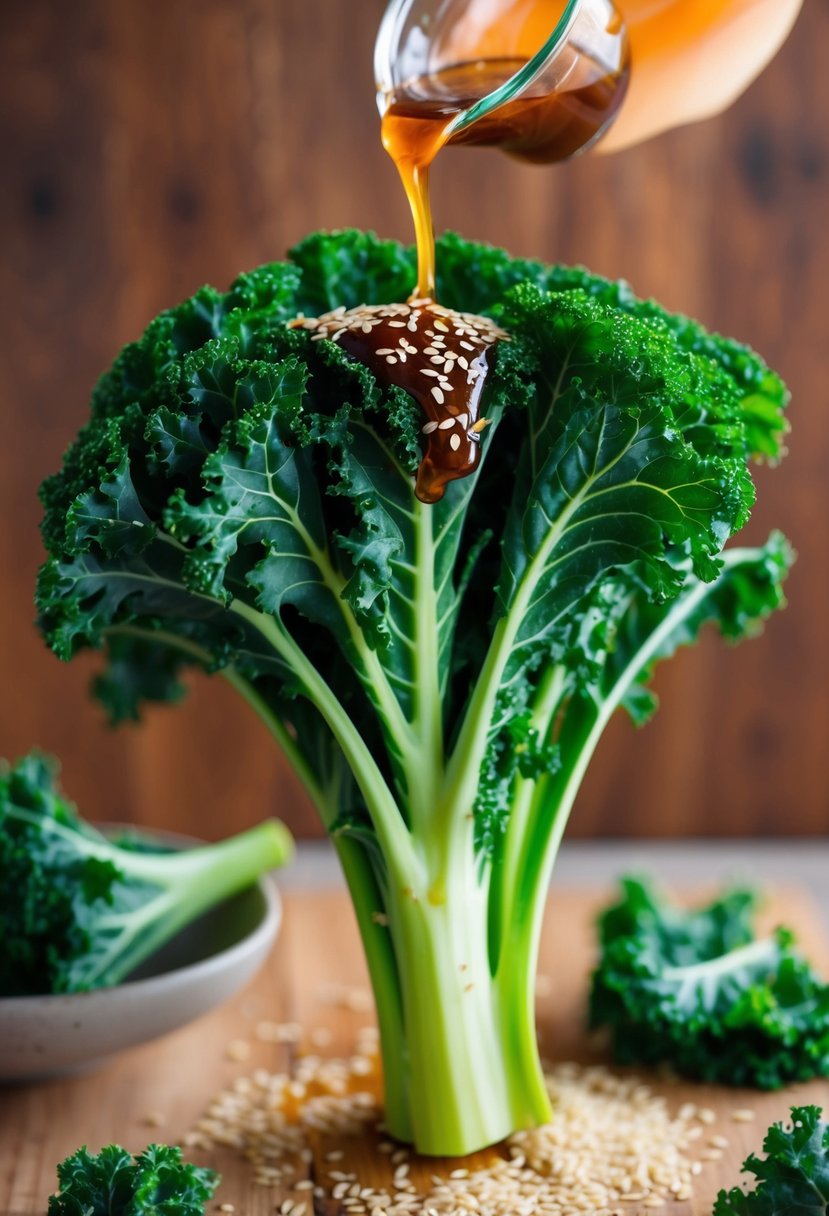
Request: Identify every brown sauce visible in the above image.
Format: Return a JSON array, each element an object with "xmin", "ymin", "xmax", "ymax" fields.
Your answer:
[{"xmin": 293, "ymin": 300, "xmax": 507, "ymax": 503}]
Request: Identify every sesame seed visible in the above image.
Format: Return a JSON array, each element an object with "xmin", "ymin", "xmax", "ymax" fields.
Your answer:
[
  {"xmin": 385, "ymin": 356, "xmax": 398, "ymax": 365},
  {"xmin": 449, "ymin": 434, "xmax": 462, "ymax": 451},
  {"xmin": 438, "ymin": 417, "xmax": 455, "ymax": 430},
  {"xmin": 188, "ymin": 1044, "xmax": 699, "ymax": 1215},
  {"xmin": 459, "ymin": 340, "xmax": 475, "ymax": 351},
  {"xmin": 433, "ymin": 320, "xmax": 449, "ymax": 331},
  {"xmin": 421, "ymin": 421, "xmax": 438, "ymax": 435},
  {"xmin": 388, "ymin": 321, "xmax": 406, "ymax": 328},
  {"xmin": 731, "ymin": 1108, "xmax": 756, "ymax": 1123}
]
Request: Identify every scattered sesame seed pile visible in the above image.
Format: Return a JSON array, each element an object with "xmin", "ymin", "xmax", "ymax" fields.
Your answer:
[{"xmin": 185, "ymin": 1017, "xmax": 746, "ymax": 1216}]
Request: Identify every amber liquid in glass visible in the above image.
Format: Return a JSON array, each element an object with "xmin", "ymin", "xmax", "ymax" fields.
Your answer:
[{"xmin": 381, "ymin": 56, "xmax": 630, "ymax": 297}]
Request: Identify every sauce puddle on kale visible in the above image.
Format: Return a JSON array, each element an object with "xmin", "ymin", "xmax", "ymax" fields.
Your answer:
[{"xmin": 293, "ymin": 299, "xmax": 508, "ymax": 503}]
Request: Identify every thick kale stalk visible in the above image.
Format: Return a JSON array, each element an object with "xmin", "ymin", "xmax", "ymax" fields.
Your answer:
[{"xmin": 37, "ymin": 230, "xmax": 791, "ymax": 1154}]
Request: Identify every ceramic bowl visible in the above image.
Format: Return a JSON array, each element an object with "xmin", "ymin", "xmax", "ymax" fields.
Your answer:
[{"xmin": 0, "ymin": 874, "xmax": 281, "ymax": 1082}]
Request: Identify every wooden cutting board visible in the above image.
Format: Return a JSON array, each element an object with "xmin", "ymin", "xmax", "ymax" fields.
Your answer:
[{"xmin": 2, "ymin": 886, "xmax": 827, "ymax": 1215}]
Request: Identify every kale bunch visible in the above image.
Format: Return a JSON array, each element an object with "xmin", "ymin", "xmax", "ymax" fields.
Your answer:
[{"xmin": 36, "ymin": 229, "xmax": 791, "ymax": 1153}]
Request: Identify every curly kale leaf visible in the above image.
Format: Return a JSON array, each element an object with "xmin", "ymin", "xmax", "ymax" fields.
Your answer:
[
  {"xmin": 49, "ymin": 1143, "xmax": 219, "ymax": 1216},
  {"xmin": 714, "ymin": 1106, "xmax": 829, "ymax": 1215},
  {"xmin": 432, "ymin": 231, "xmax": 788, "ymax": 463},
  {"xmin": 589, "ymin": 878, "xmax": 829, "ymax": 1088}
]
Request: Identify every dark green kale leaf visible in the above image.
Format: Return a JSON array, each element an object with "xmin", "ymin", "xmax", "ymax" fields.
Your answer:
[
  {"xmin": 714, "ymin": 1106, "xmax": 829, "ymax": 1215},
  {"xmin": 590, "ymin": 878, "xmax": 829, "ymax": 1088},
  {"xmin": 48, "ymin": 1143, "xmax": 219, "ymax": 1216}
]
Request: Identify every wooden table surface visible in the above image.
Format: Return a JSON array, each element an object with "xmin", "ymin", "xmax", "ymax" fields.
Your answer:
[{"xmin": 2, "ymin": 887, "xmax": 828, "ymax": 1215}]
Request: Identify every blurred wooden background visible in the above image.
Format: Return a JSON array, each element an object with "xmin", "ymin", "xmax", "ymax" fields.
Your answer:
[{"xmin": 1, "ymin": 1, "xmax": 826, "ymax": 842}]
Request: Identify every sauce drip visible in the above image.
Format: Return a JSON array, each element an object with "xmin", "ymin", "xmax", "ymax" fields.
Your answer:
[
  {"xmin": 294, "ymin": 300, "xmax": 508, "ymax": 503},
  {"xmin": 381, "ymin": 55, "xmax": 629, "ymax": 298},
  {"xmin": 292, "ymin": 22, "xmax": 628, "ymax": 502}
]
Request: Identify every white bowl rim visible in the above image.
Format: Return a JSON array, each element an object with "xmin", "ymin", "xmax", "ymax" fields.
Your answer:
[{"xmin": 0, "ymin": 874, "xmax": 281, "ymax": 1009}]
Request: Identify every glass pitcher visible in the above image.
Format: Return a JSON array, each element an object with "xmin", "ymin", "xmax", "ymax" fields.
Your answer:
[
  {"xmin": 375, "ymin": 0, "xmax": 630, "ymax": 164},
  {"xmin": 376, "ymin": 0, "xmax": 804, "ymax": 158}
]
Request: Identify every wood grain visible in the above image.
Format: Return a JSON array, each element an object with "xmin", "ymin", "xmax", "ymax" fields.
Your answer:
[
  {"xmin": 0, "ymin": 1, "xmax": 826, "ymax": 841},
  {"xmin": 1, "ymin": 887, "xmax": 827, "ymax": 1215}
]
